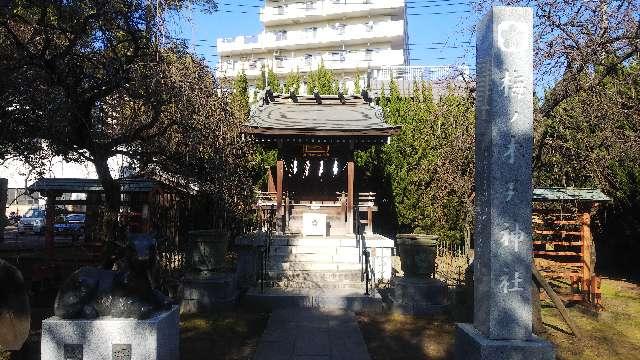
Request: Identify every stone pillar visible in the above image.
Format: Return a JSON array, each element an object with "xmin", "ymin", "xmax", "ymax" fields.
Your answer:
[{"xmin": 455, "ymin": 7, "xmax": 554, "ymax": 359}]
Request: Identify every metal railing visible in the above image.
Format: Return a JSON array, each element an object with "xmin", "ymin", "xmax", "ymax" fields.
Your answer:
[
  {"xmin": 354, "ymin": 201, "xmax": 371, "ymax": 296},
  {"xmin": 257, "ymin": 204, "xmax": 277, "ymax": 293},
  {"xmin": 376, "ymin": 65, "xmax": 471, "ymax": 82}
]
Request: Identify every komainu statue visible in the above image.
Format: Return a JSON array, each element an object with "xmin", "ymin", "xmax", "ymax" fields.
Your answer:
[
  {"xmin": 54, "ymin": 234, "xmax": 174, "ymax": 320},
  {"xmin": 0, "ymin": 258, "xmax": 30, "ymax": 351}
]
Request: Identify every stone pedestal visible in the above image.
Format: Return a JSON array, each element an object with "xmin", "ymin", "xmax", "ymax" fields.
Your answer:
[
  {"xmin": 455, "ymin": 323, "xmax": 554, "ymax": 360},
  {"xmin": 391, "ymin": 277, "xmax": 448, "ymax": 315},
  {"xmin": 41, "ymin": 305, "xmax": 179, "ymax": 360},
  {"xmin": 181, "ymin": 272, "xmax": 239, "ymax": 313}
]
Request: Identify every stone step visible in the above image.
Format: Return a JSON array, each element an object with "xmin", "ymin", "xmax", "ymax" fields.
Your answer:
[
  {"xmin": 269, "ymin": 253, "xmax": 360, "ymax": 264},
  {"xmin": 270, "ymin": 245, "xmax": 360, "ymax": 257},
  {"xmin": 243, "ymin": 288, "xmax": 385, "ymax": 312},
  {"xmin": 270, "ymin": 237, "xmax": 360, "ymax": 247},
  {"xmin": 266, "ymin": 270, "xmax": 362, "ymax": 283},
  {"xmin": 268, "ymin": 262, "xmax": 361, "ymax": 272},
  {"xmin": 263, "ymin": 279, "xmax": 366, "ymax": 290}
]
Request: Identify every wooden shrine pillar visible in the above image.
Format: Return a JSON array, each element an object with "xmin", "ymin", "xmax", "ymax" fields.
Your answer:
[
  {"xmin": 267, "ymin": 167, "xmax": 276, "ymax": 193},
  {"xmin": 276, "ymin": 160, "xmax": 284, "ymax": 214},
  {"xmin": 346, "ymin": 159, "xmax": 355, "ymax": 234},
  {"xmin": 580, "ymin": 211, "xmax": 592, "ymax": 295},
  {"xmin": 45, "ymin": 191, "xmax": 56, "ymax": 258}
]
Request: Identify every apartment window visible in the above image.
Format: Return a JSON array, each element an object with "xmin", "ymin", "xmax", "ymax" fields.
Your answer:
[
  {"xmin": 305, "ymin": 1, "xmax": 315, "ymax": 10},
  {"xmin": 304, "ymin": 54, "xmax": 313, "ymax": 66},
  {"xmin": 275, "ymin": 56, "xmax": 287, "ymax": 68},
  {"xmin": 332, "ymin": 23, "xmax": 346, "ymax": 35},
  {"xmin": 330, "ymin": 52, "xmax": 345, "ymax": 62},
  {"xmin": 249, "ymin": 60, "xmax": 258, "ymax": 70},
  {"xmin": 275, "ymin": 5, "xmax": 285, "ymax": 15},
  {"xmin": 332, "ymin": 0, "xmax": 343, "ymax": 4},
  {"xmin": 304, "ymin": 27, "xmax": 318, "ymax": 39},
  {"xmin": 275, "ymin": 30, "xmax": 287, "ymax": 41},
  {"xmin": 364, "ymin": 49, "xmax": 374, "ymax": 61},
  {"xmin": 366, "ymin": 21, "xmax": 374, "ymax": 32}
]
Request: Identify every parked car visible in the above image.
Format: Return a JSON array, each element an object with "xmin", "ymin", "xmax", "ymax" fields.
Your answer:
[
  {"xmin": 17, "ymin": 208, "xmax": 46, "ymax": 234},
  {"xmin": 54, "ymin": 213, "xmax": 86, "ymax": 234},
  {"xmin": 8, "ymin": 212, "xmax": 22, "ymax": 226}
]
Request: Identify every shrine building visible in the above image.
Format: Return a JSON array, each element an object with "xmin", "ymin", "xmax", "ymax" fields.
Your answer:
[{"xmin": 241, "ymin": 91, "xmax": 400, "ymax": 290}]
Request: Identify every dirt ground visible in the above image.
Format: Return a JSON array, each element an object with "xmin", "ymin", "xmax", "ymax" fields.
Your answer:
[{"xmin": 357, "ymin": 278, "xmax": 640, "ymax": 360}]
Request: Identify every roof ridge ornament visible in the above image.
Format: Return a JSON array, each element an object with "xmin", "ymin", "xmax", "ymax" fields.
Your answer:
[
  {"xmin": 313, "ymin": 90, "xmax": 322, "ymax": 104},
  {"xmin": 338, "ymin": 91, "xmax": 346, "ymax": 105},
  {"xmin": 361, "ymin": 89, "xmax": 372, "ymax": 104},
  {"xmin": 266, "ymin": 87, "xmax": 276, "ymax": 103}
]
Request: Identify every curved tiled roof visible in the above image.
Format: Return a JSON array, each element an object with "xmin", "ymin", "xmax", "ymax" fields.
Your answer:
[{"xmin": 246, "ymin": 94, "xmax": 400, "ymax": 137}]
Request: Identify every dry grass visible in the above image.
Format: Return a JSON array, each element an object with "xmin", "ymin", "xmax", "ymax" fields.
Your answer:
[
  {"xmin": 358, "ymin": 278, "xmax": 640, "ymax": 360},
  {"xmin": 540, "ymin": 278, "xmax": 640, "ymax": 360},
  {"xmin": 180, "ymin": 308, "xmax": 269, "ymax": 360}
]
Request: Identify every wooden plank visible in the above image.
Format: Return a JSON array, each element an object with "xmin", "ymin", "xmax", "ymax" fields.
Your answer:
[
  {"xmin": 533, "ymin": 241, "xmax": 583, "ymax": 246},
  {"xmin": 533, "ymin": 251, "xmax": 581, "ymax": 256},
  {"xmin": 533, "ymin": 230, "xmax": 582, "ymax": 236},
  {"xmin": 532, "ymin": 264, "xmax": 582, "ymax": 338},
  {"xmin": 549, "ymin": 262, "xmax": 585, "ymax": 267}
]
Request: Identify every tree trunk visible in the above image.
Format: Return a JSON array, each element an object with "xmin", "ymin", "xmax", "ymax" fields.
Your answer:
[{"xmin": 92, "ymin": 154, "xmax": 122, "ymax": 269}]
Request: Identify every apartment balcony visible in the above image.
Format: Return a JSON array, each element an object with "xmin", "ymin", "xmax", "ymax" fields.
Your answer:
[
  {"xmin": 374, "ymin": 65, "xmax": 471, "ymax": 82},
  {"xmin": 261, "ymin": 0, "xmax": 405, "ymax": 26},
  {"xmin": 216, "ymin": 49, "xmax": 405, "ymax": 79},
  {"xmin": 217, "ymin": 20, "xmax": 404, "ymax": 56}
]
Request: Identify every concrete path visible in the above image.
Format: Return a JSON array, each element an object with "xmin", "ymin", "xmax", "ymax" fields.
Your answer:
[{"xmin": 253, "ymin": 308, "xmax": 371, "ymax": 360}]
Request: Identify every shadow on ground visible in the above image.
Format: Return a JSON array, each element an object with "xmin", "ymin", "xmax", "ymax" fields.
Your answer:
[
  {"xmin": 356, "ymin": 312, "xmax": 455, "ymax": 360},
  {"xmin": 180, "ymin": 306, "xmax": 270, "ymax": 360}
]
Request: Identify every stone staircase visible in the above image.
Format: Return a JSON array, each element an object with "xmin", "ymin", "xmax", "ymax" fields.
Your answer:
[{"xmin": 263, "ymin": 235, "xmax": 366, "ymax": 291}]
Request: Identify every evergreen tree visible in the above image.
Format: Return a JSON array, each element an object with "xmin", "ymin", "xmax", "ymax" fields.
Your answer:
[
  {"xmin": 257, "ymin": 65, "xmax": 267, "ymax": 90},
  {"xmin": 267, "ymin": 67, "xmax": 279, "ymax": 92},
  {"xmin": 284, "ymin": 69, "xmax": 301, "ymax": 94},
  {"xmin": 232, "ymin": 71, "xmax": 249, "ymax": 120},
  {"xmin": 354, "ymin": 71, "xmax": 362, "ymax": 95},
  {"xmin": 306, "ymin": 61, "xmax": 335, "ymax": 94}
]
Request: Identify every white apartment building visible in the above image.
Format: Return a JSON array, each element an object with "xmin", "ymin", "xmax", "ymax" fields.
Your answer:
[{"xmin": 216, "ymin": 0, "xmax": 409, "ymax": 94}]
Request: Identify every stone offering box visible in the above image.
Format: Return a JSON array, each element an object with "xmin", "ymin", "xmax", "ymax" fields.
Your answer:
[
  {"xmin": 391, "ymin": 277, "xmax": 448, "ymax": 315},
  {"xmin": 181, "ymin": 272, "xmax": 239, "ymax": 313},
  {"xmin": 41, "ymin": 305, "xmax": 179, "ymax": 360}
]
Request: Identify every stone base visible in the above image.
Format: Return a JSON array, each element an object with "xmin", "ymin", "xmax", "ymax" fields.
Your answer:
[
  {"xmin": 455, "ymin": 323, "xmax": 555, "ymax": 360},
  {"xmin": 391, "ymin": 277, "xmax": 448, "ymax": 315},
  {"xmin": 181, "ymin": 272, "xmax": 239, "ymax": 313},
  {"xmin": 41, "ymin": 305, "xmax": 179, "ymax": 360}
]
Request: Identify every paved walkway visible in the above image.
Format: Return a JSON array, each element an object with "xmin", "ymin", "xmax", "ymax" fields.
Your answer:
[{"xmin": 253, "ymin": 308, "xmax": 371, "ymax": 360}]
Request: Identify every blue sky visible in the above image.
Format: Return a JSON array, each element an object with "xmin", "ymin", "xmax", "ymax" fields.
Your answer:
[{"xmin": 169, "ymin": 1, "xmax": 477, "ymax": 73}]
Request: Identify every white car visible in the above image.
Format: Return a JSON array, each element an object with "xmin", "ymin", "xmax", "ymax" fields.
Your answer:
[{"xmin": 17, "ymin": 208, "xmax": 46, "ymax": 234}]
